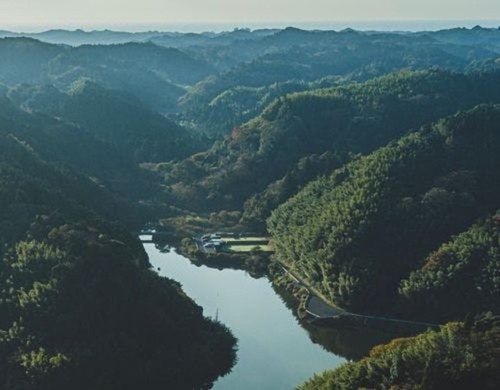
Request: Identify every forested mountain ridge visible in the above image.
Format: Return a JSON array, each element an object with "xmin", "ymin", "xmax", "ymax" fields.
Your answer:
[
  {"xmin": 0, "ymin": 37, "xmax": 65, "ymax": 85},
  {"xmin": 178, "ymin": 79, "xmax": 330, "ymax": 137},
  {"xmin": 0, "ymin": 37, "xmax": 214, "ymax": 113},
  {"xmin": 2, "ymin": 26, "xmax": 500, "ymax": 121},
  {"xmin": 2, "ymin": 25, "xmax": 499, "ymax": 54},
  {"xmin": 163, "ymin": 69, "xmax": 500, "ymax": 214},
  {"xmin": 8, "ymin": 81, "xmax": 204, "ymax": 163},
  {"xmin": 0, "ymin": 27, "xmax": 278, "ymax": 48},
  {"xmin": 178, "ymin": 26, "xmax": 500, "ymax": 132},
  {"xmin": 0, "ymin": 89, "xmax": 163, "ymax": 200},
  {"xmin": 0, "ymin": 95, "xmax": 236, "ymax": 389},
  {"xmin": 0, "ymin": 123, "xmax": 146, "ymax": 246},
  {"xmin": 268, "ymin": 105, "xmax": 500, "ymax": 320}
]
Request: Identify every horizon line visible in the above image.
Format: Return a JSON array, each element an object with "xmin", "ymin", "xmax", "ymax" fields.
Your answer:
[{"xmin": 1, "ymin": 19, "xmax": 499, "ymax": 34}]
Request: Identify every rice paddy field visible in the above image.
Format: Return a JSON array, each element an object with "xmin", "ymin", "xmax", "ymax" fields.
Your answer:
[{"xmin": 227, "ymin": 244, "xmax": 274, "ymax": 253}]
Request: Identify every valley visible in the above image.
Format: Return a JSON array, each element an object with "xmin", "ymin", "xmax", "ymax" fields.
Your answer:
[{"xmin": 0, "ymin": 24, "xmax": 499, "ymax": 389}]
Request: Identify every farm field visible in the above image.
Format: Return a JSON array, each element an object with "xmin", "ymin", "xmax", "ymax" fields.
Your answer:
[{"xmin": 228, "ymin": 244, "xmax": 274, "ymax": 253}]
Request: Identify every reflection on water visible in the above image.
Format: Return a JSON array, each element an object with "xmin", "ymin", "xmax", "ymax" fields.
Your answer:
[
  {"xmin": 145, "ymin": 242, "xmax": 401, "ymax": 389},
  {"xmin": 272, "ymin": 284, "xmax": 407, "ymax": 361},
  {"xmin": 305, "ymin": 324, "xmax": 400, "ymax": 361}
]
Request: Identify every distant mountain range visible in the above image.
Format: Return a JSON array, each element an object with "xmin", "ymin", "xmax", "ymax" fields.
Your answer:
[
  {"xmin": 0, "ymin": 27, "xmax": 279, "ymax": 46},
  {"xmin": 1, "ymin": 25, "xmax": 499, "ymax": 46}
]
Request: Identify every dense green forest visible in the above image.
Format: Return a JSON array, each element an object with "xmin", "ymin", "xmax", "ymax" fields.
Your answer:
[
  {"xmin": 178, "ymin": 79, "xmax": 332, "ymax": 136},
  {"xmin": 400, "ymin": 214, "xmax": 499, "ymax": 322},
  {"xmin": 177, "ymin": 26, "xmax": 500, "ymax": 133},
  {"xmin": 163, "ymin": 69, "xmax": 500, "ymax": 217},
  {"xmin": 299, "ymin": 313, "xmax": 500, "ymax": 389},
  {"xmin": 0, "ymin": 38, "xmax": 213, "ymax": 113},
  {"xmin": 0, "ymin": 217, "xmax": 236, "ymax": 389},
  {"xmin": 0, "ymin": 42, "xmax": 237, "ymax": 386},
  {"xmin": 2, "ymin": 26, "xmax": 499, "ymax": 121},
  {"xmin": 268, "ymin": 105, "xmax": 500, "ymax": 319},
  {"xmin": 0, "ymin": 89, "xmax": 161, "ymax": 199},
  {"xmin": 8, "ymin": 81, "xmax": 204, "ymax": 163},
  {"xmin": 0, "ymin": 132, "xmax": 139, "ymax": 244},
  {"xmin": 0, "ymin": 26, "xmax": 499, "ymax": 388},
  {"xmin": 0, "ymin": 119, "xmax": 237, "ymax": 389}
]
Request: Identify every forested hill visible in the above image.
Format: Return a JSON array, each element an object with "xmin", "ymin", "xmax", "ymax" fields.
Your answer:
[
  {"xmin": 2, "ymin": 26, "xmax": 500, "ymax": 121},
  {"xmin": 0, "ymin": 89, "xmax": 162, "ymax": 199},
  {"xmin": 8, "ymin": 81, "xmax": 203, "ymax": 163},
  {"xmin": 299, "ymin": 313, "xmax": 500, "ymax": 390},
  {"xmin": 0, "ymin": 34, "xmax": 236, "ymax": 390},
  {"xmin": 178, "ymin": 26, "xmax": 499, "ymax": 107},
  {"xmin": 0, "ymin": 130, "xmax": 143, "ymax": 245},
  {"xmin": 0, "ymin": 37, "xmax": 214, "ymax": 113},
  {"xmin": 0, "ymin": 215, "xmax": 236, "ymax": 388},
  {"xmin": 162, "ymin": 70, "xmax": 500, "ymax": 213},
  {"xmin": 0, "ymin": 81, "xmax": 237, "ymax": 389},
  {"xmin": 268, "ymin": 105, "xmax": 500, "ymax": 321}
]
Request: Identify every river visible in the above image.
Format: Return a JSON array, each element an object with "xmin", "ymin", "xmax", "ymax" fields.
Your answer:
[{"xmin": 144, "ymin": 241, "xmax": 396, "ymax": 389}]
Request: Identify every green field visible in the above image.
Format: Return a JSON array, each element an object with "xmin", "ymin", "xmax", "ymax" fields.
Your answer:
[{"xmin": 228, "ymin": 244, "xmax": 274, "ymax": 253}]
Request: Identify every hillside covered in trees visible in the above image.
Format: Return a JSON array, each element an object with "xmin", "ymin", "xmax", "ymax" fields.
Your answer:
[
  {"xmin": 268, "ymin": 105, "xmax": 500, "ymax": 321},
  {"xmin": 0, "ymin": 216, "xmax": 236, "ymax": 389},
  {"xmin": 0, "ymin": 74, "xmax": 236, "ymax": 389},
  {"xmin": 1, "ymin": 26, "xmax": 500, "ymax": 124},
  {"xmin": 163, "ymin": 69, "xmax": 500, "ymax": 217},
  {"xmin": 7, "ymin": 80, "xmax": 203, "ymax": 163},
  {"xmin": 299, "ymin": 313, "xmax": 500, "ymax": 390},
  {"xmin": 178, "ymin": 26, "xmax": 500, "ymax": 131},
  {"xmin": 0, "ymin": 88, "xmax": 163, "ymax": 200}
]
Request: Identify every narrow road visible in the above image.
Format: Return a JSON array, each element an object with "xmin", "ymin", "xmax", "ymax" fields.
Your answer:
[
  {"xmin": 306, "ymin": 295, "xmax": 343, "ymax": 317},
  {"xmin": 277, "ymin": 261, "xmax": 439, "ymax": 329}
]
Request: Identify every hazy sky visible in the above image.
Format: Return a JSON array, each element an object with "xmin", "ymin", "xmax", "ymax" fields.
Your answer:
[{"xmin": 0, "ymin": 0, "xmax": 499, "ymax": 30}]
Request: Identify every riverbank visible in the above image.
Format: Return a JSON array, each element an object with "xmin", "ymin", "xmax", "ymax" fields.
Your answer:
[
  {"xmin": 142, "ymin": 230, "xmax": 425, "ymax": 361},
  {"xmin": 270, "ymin": 261, "xmax": 439, "ymax": 334},
  {"xmin": 141, "ymin": 223, "xmax": 439, "ymax": 334},
  {"xmin": 145, "ymin": 242, "xmax": 346, "ymax": 389}
]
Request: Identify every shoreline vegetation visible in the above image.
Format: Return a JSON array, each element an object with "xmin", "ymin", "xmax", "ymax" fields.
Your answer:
[
  {"xmin": 149, "ymin": 231, "xmax": 425, "ymax": 361},
  {"xmin": 153, "ymin": 224, "xmax": 439, "ymax": 336}
]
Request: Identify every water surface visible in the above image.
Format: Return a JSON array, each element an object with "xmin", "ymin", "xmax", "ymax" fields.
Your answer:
[{"xmin": 144, "ymin": 243, "xmax": 344, "ymax": 390}]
